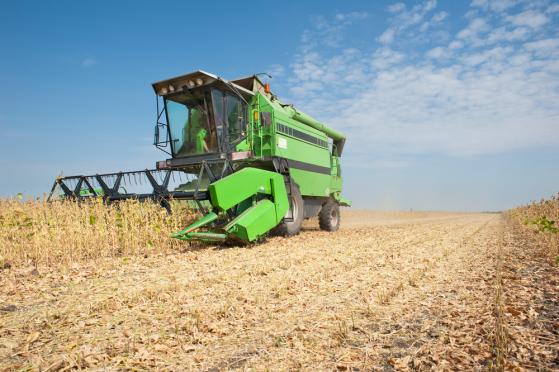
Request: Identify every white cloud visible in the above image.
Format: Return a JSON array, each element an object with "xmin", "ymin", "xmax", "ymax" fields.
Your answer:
[
  {"xmin": 432, "ymin": 11, "xmax": 448, "ymax": 22},
  {"xmin": 387, "ymin": 3, "xmax": 406, "ymax": 13},
  {"xmin": 395, "ymin": 0, "xmax": 437, "ymax": 28},
  {"xmin": 506, "ymin": 10, "xmax": 549, "ymax": 28},
  {"xmin": 523, "ymin": 38, "xmax": 559, "ymax": 50},
  {"xmin": 457, "ymin": 18, "xmax": 490, "ymax": 41},
  {"xmin": 379, "ymin": 0, "xmax": 441, "ymax": 42},
  {"xmin": 420, "ymin": 10, "xmax": 448, "ymax": 32},
  {"xmin": 378, "ymin": 27, "xmax": 396, "ymax": 44},
  {"xmin": 283, "ymin": 2, "xmax": 559, "ymax": 159},
  {"xmin": 449, "ymin": 40, "xmax": 464, "ymax": 49},
  {"xmin": 523, "ymin": 38, "xmax": 559, "ymax": 57},
  {"xmin": 371, "ymin": 48, "xmax": 404, "ymax": 69},
  {"xmin": 267, "ymin": 64, "xmax": 285, "ymax": 78},
  {"xmin": 426, "ymin": 46, "xmax": 451, "ymax": 59},
  {"xmin": 486, "ymin": 26, "xmax": 530, "ymax": 44},
  {"xmin": 489, "ymin": 0, "xmax": 518, "ymax": 12},
  {"xmin": 334, "ymin": 11, "xmax": 368, "ymax": 23},
  {"xmin": 81, "ymin": 58, "xmax": 98, "ymax": 67},
  {"xmin": 330, "ymin": 59, "xmax": 559, "ymax": 156},
  {"xmin": 471, "ymin": 0, "xmax": 487, "ymax": 7},
  {"xmin": 547, "ymin": 4, "xmax": 559, "ymax": 13},
  {"xmin": 301, "ymin": 12, "xmax": 368, "ymax": 50},
  {"xmin": 461, "ymin": 46, "xmax": 513, "ymax": 66},
  {"xmin": 458, "ymin": 7, "xmax": 546, "ymax": 48},
  {"xmin": 471, "ymin": 0, "xmax": 519, "ymax": 12}
]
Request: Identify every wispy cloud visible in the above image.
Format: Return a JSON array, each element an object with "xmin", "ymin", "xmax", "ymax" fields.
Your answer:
[
  {"xmin": 387, "ymin": 3, "xmax": 406, "ymax": 14},
  {"xmin": 81, "ymin": 57, "xmax": 98, "ymax": 67},
  {"xmin": 507, "ymin": 9, "xmax": 550, "ymax": 28},
  {"xmin": 267, "ymin": 64, "xmax": 285, "ymax": 79},
  {"xmin": 300, "ymin": 12, "xmax": 367, "ymax": 51},
  {"xmin": 281, "ymin": 1, "xmax": 559, "ymax": 167},
  {"xmin": 456, "ymin": 17, "xmax": 490, "ymax": 45},
  {"xmin": 378, "ymin": 28, "xmax": 397, "ymax": 44},
  {"xmin": 379, "ymin": 0, "xmax": 439, "ymax": 43},
  {"xmin": 471, "ymin": 0, "xmax": 519, "ymax": 13}
]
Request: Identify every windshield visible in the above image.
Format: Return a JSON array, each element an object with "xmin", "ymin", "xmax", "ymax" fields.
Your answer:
[
  {"xmin": 211, "ymin": 89, "xmax": 247, "ymax": 144},
  {"xmin": 164, "ymin": 88, "xmax": 247, "ymax": 158},
  {"xmin": 166, "ymin": 98, "xmax": 218, "ymax": 157}
]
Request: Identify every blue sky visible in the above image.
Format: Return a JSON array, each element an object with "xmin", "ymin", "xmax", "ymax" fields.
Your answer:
[{"xmin": 1, "ymin": 0, "xmax": 558, "ymax": 211}]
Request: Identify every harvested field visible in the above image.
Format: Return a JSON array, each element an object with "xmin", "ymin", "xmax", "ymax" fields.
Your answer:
[{"xmin": 1, "ymin": 210, "xmax": 558, "ymax": 370}]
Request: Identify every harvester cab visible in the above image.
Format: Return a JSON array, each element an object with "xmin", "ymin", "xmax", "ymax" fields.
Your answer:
[
  {"xmin": 152, "ymin": 71, "xmax": 252, "ymax": 167},
  {"xmin": 49, "ymin": 70, "xmax": 351, "ymax": 244}
]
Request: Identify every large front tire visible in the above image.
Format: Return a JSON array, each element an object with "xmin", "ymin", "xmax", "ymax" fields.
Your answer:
[
  {"xmin": 272, "ymin": 182, "xmax": 304, "ymax": 237},
  {"xmin": 319, "ymin": 200, "xmax": 340, "ymax": 232}
]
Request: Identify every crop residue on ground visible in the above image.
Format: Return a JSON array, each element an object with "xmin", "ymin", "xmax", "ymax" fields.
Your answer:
[{"xmin": 1, "ymin": 208, "xmax": 557, "ymax": 370}]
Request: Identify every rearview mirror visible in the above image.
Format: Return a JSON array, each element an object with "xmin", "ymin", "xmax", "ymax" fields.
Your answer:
[{"xmin": 153, "ymin": 125, "xmax": 160, "ymax": 145}]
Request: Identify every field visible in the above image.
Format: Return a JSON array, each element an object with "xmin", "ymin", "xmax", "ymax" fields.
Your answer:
[{"xmin": 1, "ymin": 200, "xmax": 558, "ymax": 370}]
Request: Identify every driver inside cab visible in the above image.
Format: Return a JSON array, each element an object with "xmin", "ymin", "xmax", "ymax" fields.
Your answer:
[{"xmin": 181, "ymin": 105, "xmax": 210, "ymax": 154}]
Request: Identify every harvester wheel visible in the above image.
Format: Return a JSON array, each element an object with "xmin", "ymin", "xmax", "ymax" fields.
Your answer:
[
  {"xmin": 272, "ymin": 182, "xmax": 304, "ymax": 237},
  {"xmin": 319, "ymin": 200, "xmax": 340, "ymax": 232}
]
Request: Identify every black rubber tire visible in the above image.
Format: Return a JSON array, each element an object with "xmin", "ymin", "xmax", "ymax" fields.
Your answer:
[
  {"xmin": 272, "ymin": 182, "xmax": 304, "ymax": 237},
  {"xmin": 319, "ymin": 200, "xmax": 340, "ymax": 232}
]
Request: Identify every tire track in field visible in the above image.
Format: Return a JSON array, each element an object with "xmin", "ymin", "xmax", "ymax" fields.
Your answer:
[
  {"xmin": 337, "ymin": 214, "xmax": 501, "ymax": 370},
  {"xmin": 228, "ymin": 214, "xmax": 498, "ymax": 369}
]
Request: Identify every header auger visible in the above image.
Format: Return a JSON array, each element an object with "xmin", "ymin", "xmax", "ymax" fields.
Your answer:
[{"xmin": 49, "ymin": 70, "xmax": 350, "ymax": 244}]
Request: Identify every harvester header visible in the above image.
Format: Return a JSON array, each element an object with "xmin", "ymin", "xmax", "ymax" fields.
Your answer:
[{"xmin": 49, "ymin": 70, "xmax": 350, "ymax": 244}]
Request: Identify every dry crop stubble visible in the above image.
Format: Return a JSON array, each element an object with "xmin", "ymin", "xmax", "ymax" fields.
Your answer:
[
  {"xmin": 0, "ymin": 198, "xmax": 195, "ymax": 268},
  {"xmin": 500, "ymin": 194, "xmax": 559, "ymax": 369},
  {"xmin": 0, "ymin": 210, "xmax": 502, "ymax": 370},
  {"xmin": 1, "ymin": 201, "xmax": 557, "ymax": 370},
  {"xmin": 505, "ymin": 193, "xmax": 559, "ymax": 262}
]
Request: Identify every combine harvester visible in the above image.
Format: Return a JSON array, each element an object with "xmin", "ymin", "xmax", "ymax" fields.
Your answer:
[{"xmin": 49, "ymin": 71, "xmax": 350, "ymax": 244}]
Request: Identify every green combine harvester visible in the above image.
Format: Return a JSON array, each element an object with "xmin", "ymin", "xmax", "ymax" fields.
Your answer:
[{"xmin": 49, "ymin": 71, "xmax": 350, "ymax": 244}]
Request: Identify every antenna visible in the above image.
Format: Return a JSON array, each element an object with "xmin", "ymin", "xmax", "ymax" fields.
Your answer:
[{"xmin": 255, "ymin": 72, "xmax": 273, "ymax": 79}]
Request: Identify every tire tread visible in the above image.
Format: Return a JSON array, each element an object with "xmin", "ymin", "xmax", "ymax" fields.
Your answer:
[{"xmin": 319, "ymin": 200, "xmax": 340, "ymax": 232}]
